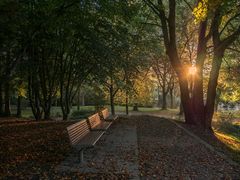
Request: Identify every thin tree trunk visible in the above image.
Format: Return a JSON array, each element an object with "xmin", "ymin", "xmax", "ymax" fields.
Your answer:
[
  {"xmin": 44, "ymin": 106, "xmax": 51, "ymax": 120},
  {"xmin": 82, "ymin": 93, "xmax": 85, "ymax": 106},
  {"xmin": 0, "ymin": 84, "xmax": 3, "ymax": 116},
  {"xmin": 179, "ymin": 101, "xmax": 183, "ymax": 115},
  {"xmin": 170, "ymin": 89, "xmax": 174, "ymax": 109},
  {"xmin": 109, "ymin": 85, "xmax": 115, "ymax": 115},
  {"xmin": 17, "ymin": 95, "xmax": 22, "ymax": 117},
  {"xmin": 125, "ymin": 91, "xmax": 129, "ymax": 115},
  {"xmin": 4, "ymin": 82, "xmax": 11, "ymax": 116},
  {"xmin": 77, "ymin": 90, "xmax": 80, "ymax": 111},
  {"xmin": 162, "ymin": 91, "xmax": 167, "ymax": 110}
]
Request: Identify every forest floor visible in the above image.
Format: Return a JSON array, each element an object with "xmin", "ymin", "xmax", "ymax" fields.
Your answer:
[{"xmin": 0, "ymin": 116, "xmax": 239, "ymax": 179}]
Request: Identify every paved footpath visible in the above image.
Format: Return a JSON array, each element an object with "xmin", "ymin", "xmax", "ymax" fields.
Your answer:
[
  {"xmin": 57, "ymin": 115, "xmax": 240, "ymax": 179},
  {"xmin": 137, "ymin": 115, "xmax": 240, "ymax": 179}
]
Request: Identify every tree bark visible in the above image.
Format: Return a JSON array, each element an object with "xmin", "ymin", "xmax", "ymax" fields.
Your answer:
[
  {"xmin": 205, "ymin": 51, "xmax": 224, "ymax": 129},
  {"xmin": 178, "ymin": 76, "xmax": 195, "ymax": 124}
]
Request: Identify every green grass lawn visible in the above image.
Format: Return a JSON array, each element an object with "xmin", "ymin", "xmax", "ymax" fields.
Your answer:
[{"xmin": 11, "ymin": 105, "xmax": 170, "ymax": 119}]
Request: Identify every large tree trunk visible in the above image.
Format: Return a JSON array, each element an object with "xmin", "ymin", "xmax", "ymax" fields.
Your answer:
[
  {"xmin": 178, "ymin": 76, "xmax": 195, "ymax": 124},
  {"xmin": 28, "ymin": 75, "xmax": 42, "ymax": 121},
  {"xmin": 4, "ymin": 82, "xmax": 11, "ymax": 116},
  {"xmin": 205, "ymin": 51, "xmax": 224, "ymax": 129},
  {"xmin": 192, "ymin": 20, "xmax": 208, "ymax": 127}
]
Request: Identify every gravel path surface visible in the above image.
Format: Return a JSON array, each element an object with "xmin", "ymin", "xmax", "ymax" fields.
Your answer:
[{"xmin": 137, "ymin": 115, "xmax": 240, "ymax": 179}]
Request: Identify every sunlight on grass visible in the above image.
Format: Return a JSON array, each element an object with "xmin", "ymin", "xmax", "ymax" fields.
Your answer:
[{"xmin": 215, "ymin": 132, "xmax": 240, "ymax": 149}]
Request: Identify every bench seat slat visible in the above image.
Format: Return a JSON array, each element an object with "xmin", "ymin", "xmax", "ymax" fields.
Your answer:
[
  {"xmin": 91, "ymin": 121, "xmax": 112, "ymax": 131},
  {"xmin": 88, "ymin": 113, "xmax": 111, "ymax": 131},
  {"xmin": 74, "ymin": 131, "xmax": 104, "ymax": 147},
  {"xmin": 101, "ymin": 108, "xmax": 118, "ymax": 121}
]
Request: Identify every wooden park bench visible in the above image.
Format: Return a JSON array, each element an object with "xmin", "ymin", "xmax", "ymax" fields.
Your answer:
[
  {"xmin": 101, "ymin": 108, "xmax": 118, "ymax": 121},
  {"xmin": 67, "ymin": 119, "xmax": 104, "ymax": 162},
  {"xmin": 87, "ymin": 113, "xmax": 112, "ymax": 131}
]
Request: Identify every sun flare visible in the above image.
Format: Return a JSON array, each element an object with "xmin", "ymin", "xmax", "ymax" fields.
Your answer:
[{"xmin": 189, "ymin": 66, "xmax": 197, "ymax": 76}]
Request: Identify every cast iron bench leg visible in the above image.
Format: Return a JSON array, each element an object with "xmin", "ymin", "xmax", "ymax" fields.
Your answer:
[{"xmin": 79, "ymin": 149, "xmax": 84, "ymax": 163}]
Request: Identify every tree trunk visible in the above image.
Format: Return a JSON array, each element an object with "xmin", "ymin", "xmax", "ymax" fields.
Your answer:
[
  {"xmin": 170, "ymin": 89, "xmax": 174, "ymax": 109},
  {"xmin": 28, "ymin": 75, "xmax": 42, "ymax": 121},
  {"xmin": 61, "ymin": 99, "xmax": 70, "ymax": 120},
  {"xmin": 0, "ymin": 84, "xmax": 3, "ymax": 116},
  {"xmin": 191, "ymin": 20, "xmax": 208, "ymax": 127},
  {"xmin": 205, "ymin": 51, "xmax": 224, "ymax": 129},
  {"xmin": 77, "ymin": 90, "xmax": 80, "ymax": 111},
  {"xmin": 125, "ymin": 91, "xmax": 129, "ymax": 115},
  {"xmin": 178, "ymin": 77, "xmax": 195, "ymax": 124},
  {"xmin": 17, "ymin": 95, "xmax": 22, "ymax": 117},
  {"xmin": 215, "ymin": 88, "xmax": 221, "ymax": 112},
  {"xmin": 162, "ymin": 92, "xmax": 167, "ymax": 110},
  {"xmin": 109, "ymin": 85, "xmax": 115, "ymax": 115},
  {"xmin": 4, "ymin": 82, "xmax": 11, "ymax": 116},
  {"xmin": 81, "ymin": 93, "xmax": 85, "ymax": 106},
  {"xmin": 63, "ymin": 113, "xmax": 69, "ymax": 120},
  {"xmin": 44, "ymin": 107, "xmax": 51, "ymax": 120},
  {"xmin": 179, "ymin": 101, "xmax": 183, "ymax": 115}
]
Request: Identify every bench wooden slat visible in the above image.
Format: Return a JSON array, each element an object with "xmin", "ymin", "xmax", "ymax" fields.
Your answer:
[
  {"xmin": 77, "ymin": 131, "xmax": 104, "ymax": 147},
  {"xmin": 101, "ymin": 108, "xmax": 118, "ymax": 121},
  {"xmin": 66, "ymin": 116, "xmax": 110, "ymax": 163},
  {"xmin": 88, "ymin": 113, "xmax": 111, "ymax": 131},
  {"xmin": 67, "ymin": 120, "xmax": 90, "ymax": 146}
]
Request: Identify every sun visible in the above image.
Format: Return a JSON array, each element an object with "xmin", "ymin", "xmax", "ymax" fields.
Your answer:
[{"xmin": 189, "ymin": 66, "xmax": 197, "ymax": 76}]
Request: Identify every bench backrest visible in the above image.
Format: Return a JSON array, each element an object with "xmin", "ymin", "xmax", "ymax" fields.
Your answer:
[
  {"xmin": 101, "ymin": 108, "xmax": 110, "ymax": 119},
  {"xmin": 67, "ymin": 119, "xmax": 90, "ymax": 146},
  {"xmin": 88, "ymin": 113, "xmax": 102, "ymax": 129}
]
